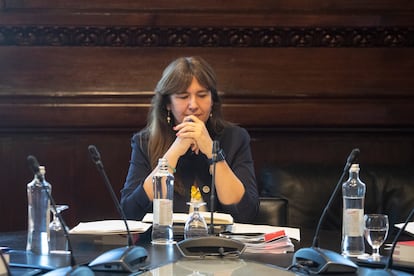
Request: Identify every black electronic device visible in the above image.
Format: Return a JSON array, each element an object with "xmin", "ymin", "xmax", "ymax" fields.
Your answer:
[
  {"xmin": 27, "ymin": 155, "xmax": 95, "ymax": 276},
  {"xmin": 291, "ymin": 148, "xmax": 360, "ymax": 274},
  {"xmin": 177, "ymin": 236, "xmax": 245, "ymax": 258},
  {"xmin": 87, "ymin": 145, "xmax": 148, "ymax": 273}
]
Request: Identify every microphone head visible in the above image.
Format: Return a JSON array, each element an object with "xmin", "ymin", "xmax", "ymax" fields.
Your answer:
[
  {"xmin": 27, "ymin": 155, "xmax": 41, "ymax": 174},
  {"xmin": 88, "ymin": 145, "xmax": 101, "ymax": 163},
  {"xmin": 346, "ymin": 148, "xmax": 360, "ymax": 166}
]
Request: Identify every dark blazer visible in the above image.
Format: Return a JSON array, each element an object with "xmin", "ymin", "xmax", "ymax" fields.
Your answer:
[{"xmin": 121, "ymin": 124, "xmax": 259, "ymax": 223}]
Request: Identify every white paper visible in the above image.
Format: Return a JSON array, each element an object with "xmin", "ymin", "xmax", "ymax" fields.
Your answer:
[
  {"xmin": 395, "ymin": 221, "xmax": 414, "ymax": 235},
  {"xmin": 143, "ymin": 212, "xmax": 233, "ymax": 225},
  {"xmin": 230, "ymin": 223, "xmax": 301, "ymax": 241},
  {"xmin": 69, "ymin": 220, "xmax": 151, "ymax": 235},
  {"xmin": 243, "ymin": 236, "xmax": 295, "ymax": 254}
]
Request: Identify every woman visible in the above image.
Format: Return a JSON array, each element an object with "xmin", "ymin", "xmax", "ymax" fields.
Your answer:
[{"xmin": 121, "ymin": 56, "xmax": 259, "ymax": 223}]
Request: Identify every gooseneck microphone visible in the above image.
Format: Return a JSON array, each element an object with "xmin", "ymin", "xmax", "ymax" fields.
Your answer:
[
  {"xmin": 312, "ymin": 148, "xmax": 360, "ymax": 248},
  {"xmin": 209, "ymin": 140, "xmax": 220, "ymax": 235},
  {"xmin": 87, "ymin": 145, "xmax": 148, "ymax": 273},
  {"xmin": 27, "ymin": 155, "xmax": 94, "ymax": 276},
  {"xmin": 290, "ymin": 148, "xmax": 360, "ymax": 274},
  {"xmin": 87, "ymin": 145, "xmax": 133, "ymax": 247},
  {"xmin": 176, "ymin": 140, "xmax": 246, "ymax": 258}
]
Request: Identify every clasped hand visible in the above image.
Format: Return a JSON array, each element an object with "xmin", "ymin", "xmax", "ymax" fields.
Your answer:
[{"xmin": 172, "ymin": 115, "xmax": 213, "ymax": 158}]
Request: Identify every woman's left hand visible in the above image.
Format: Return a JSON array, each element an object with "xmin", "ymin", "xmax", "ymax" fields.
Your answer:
[{"xmin": 173, "ymin": 115, "xmax": 213, "ymax": 157}]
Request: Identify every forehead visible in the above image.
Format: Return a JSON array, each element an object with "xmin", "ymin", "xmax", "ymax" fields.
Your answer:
[{"xmin": 176, "ymin": 78, "xmax": 209, "ymax": 94}]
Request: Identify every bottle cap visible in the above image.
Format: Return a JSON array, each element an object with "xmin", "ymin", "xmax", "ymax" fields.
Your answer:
[
  {"xmin": 350, "ymin": 164, "xmax": 360, "ymax": 172},
  {"xmin": 39, "ymin": 166, "xmax": 46, "ymax": 175}
]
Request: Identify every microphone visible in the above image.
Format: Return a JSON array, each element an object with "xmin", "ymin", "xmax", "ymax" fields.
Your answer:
[
  {"xmin": 87, "ymin": 145, "xmax": 148, "ymax": 273},
  {"xmin": 209, "ymin": 140, "xmax": 220, "ymax": 235},
  {"xmin": 177, "ymin": 140, "xmax": 246, "ymax": 258},
  {"xmin": 291, "ymin": 148, "xmax": 360, "ymax": 274},
  {"xmin": 27, "ymin": 155, "xmax": 94, "ymax": 276},
  {"xmin": 27, "ymin": 155, "xmax": 44, "ymax": 182}
]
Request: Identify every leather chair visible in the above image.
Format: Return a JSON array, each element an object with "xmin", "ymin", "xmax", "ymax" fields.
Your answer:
[
  {"xmin": 259, "ymin": 164, "xmax": 414, "ymax": 231},
  {"xmin": 252, "ymin": 197, "xmax": 288, "ymax": 226}
]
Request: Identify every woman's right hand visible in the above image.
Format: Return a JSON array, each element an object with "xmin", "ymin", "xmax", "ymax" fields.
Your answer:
[{"xmin": 168, "ymin": 136, "xmax": 195, "ymax": 158}]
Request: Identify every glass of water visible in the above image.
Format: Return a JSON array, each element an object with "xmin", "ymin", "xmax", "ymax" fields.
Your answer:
[
  {"xmin": 364, "ymin": 214, "xmax": 389, "ymax": 261},
  {"xmin": 49, "ymin": 204, "xmax": 70, "ymax": 254},
  {"xmin": 184, "ymin": 202, "xmax": 208, "ymax": 239}
]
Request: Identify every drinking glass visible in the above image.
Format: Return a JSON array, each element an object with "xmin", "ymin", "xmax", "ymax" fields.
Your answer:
[
  {"xmin": 49, "ymin": 204, "xmax": 70, "ymax": 254},
  {"xmin": 184, "ymin": 202, "xmax": 208, "ymax": 239},
  {"xmin": 364, "ymin": 214, "xmax": 389, "ymax": 261}
]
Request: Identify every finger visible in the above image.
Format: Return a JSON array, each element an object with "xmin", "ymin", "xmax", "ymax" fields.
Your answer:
[
  {"xmin": 185, "ymin": 115, "xmax": 201, "ymax": 123},
  {"xmin": 191, "ymin": 141, "xmax": 200, "ymax": 153},
  {"xmin": 177, "ymin": 128, "xmax": 193, "ymax": 136},
  {"xmin": 173, "ymin": 120, "xmax": 195, "ymax": 131}
]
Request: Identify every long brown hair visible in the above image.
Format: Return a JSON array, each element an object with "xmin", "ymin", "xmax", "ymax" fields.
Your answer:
[{"xmin": 146, "ymin": 56, "xmax": 229, "ymax": 170}]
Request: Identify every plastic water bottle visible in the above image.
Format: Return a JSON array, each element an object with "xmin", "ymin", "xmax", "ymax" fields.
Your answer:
[
  {"xmin": 341, "ymin": 163, "xmax": 366, "ymax": 257},
  {"xmin": 152, "ymin": 158, "xmax": 174, "ymax": 244},
  {"xmin": 27, "ymin": 166, "xmax": 51, "ymax": 255}
]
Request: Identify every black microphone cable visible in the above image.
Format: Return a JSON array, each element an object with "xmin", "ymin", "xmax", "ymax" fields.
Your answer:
[
  {"xmin": 312, "ymin": 148, "xmax": 360, "ymax": 248},
  {"xmin": 209, "ymin": 140, "xmax": 220, "ymax": 235},
  {"xmin": 88, "ymin": 145, "xmax": 133, "ymax": 246},
  {"xmin": 0, "ymin": 248, "xmax": 11, "ymax": 276},
  {"xmin": 385, "ymin": 208, "xmax": 414, "ymax": 270}
]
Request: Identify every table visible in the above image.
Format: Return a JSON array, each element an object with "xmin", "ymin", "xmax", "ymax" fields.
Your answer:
[{"xmin": 0, "ymin": 229, "xmax": 412, "ymax": 275}]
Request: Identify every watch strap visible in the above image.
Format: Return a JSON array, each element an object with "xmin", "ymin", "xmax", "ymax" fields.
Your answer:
[{"xmin": 208, "ymin": 148, "xmax": 225, "ymax": 165}]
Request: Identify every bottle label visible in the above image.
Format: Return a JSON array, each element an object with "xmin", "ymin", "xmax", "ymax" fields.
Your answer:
[
  {"xmin": 153, "ymin": 199, "xmax": 173, "ymax": 225},
  {"xmin": 343, "ymin": 208, "xmax": 364, "ymax": 236}
]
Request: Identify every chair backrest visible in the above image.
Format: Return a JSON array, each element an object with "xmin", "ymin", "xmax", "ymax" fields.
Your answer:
[
  {"xmin": 252, "ymin": 197, "xmax": 288, "ymax": 226},
  {"xmin": 259, "ymin": 164, "xmax": 414, "ymax": 230}
]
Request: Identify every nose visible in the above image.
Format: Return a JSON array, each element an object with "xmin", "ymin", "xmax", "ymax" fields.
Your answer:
[{"xmin": 188, "ymin": 95, "xmax": 199, "ymax": 111}]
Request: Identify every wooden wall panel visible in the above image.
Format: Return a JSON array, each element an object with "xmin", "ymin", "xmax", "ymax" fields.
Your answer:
[
  {"xmin": 1, "ymin": 47, "xmax": 413, "ymax": 97},
  {"xmin": 0, "ymin": 1, "xmax": 413, "ymax": 231},
  {"xmin": 1, "ymin": 128, "xmax": 413, "ymax": 231}
]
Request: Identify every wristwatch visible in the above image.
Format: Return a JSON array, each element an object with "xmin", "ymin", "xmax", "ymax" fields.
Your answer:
[{"xmin": 208, "ymin": 148, "xmax": 226, "ymax": 165}]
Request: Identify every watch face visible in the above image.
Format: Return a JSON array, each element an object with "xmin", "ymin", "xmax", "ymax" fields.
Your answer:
[{"xmin": 202, "ymin": 185, "xmax": 210, "ymax": 194}]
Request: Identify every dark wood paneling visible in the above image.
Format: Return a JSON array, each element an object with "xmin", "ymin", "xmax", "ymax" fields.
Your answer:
[
  {"xmin": 1, "ymin": 48, "xmax": 413, "ymax": 96},
  {"xmin": 0, "ymin": 0, "xmax": 413, "ymax": 232},
  {"xmin": 1, "ymin": 98, "xmax": 413, "ymax": 129},
  {"xmin": 0, "ymin": 131, "xmax": 133, "ymax": 230},
  {"xmin": 1, "ymin": 0, "xmax": 414, "ymax": 27},
  {"xmin": 4, "ymin": 0, "xmax": 414, "ymax": 11},
  {"xmin": 1, "ymin": 128, "xmax": 413, "ymax": 231}
]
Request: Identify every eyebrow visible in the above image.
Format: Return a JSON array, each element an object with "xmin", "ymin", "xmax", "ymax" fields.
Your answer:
[{"xmin": 175, "ymin": 89, "xmax": 210, "ymax": 95}]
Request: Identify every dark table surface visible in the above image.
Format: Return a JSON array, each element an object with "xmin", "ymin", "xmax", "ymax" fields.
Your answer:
[{"xmin": 1, "ymin": 228, "xmax": 413, "ymax": 275}]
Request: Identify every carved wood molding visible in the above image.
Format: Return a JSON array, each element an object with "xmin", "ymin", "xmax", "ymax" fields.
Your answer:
[{"xmin": 0, "ymin": 26, "xmax": 413, "ymax": 47}]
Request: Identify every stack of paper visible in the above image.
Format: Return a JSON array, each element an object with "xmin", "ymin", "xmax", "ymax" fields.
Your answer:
[
  {"xmin": 142, "ymin": 212, "xmax": 233, "ymax": 225},
  {"xmin": 393, "ymin": 240, "xmax": 414, "ymax": 266},
  {"xmin": 230, "ymin": 223, "xmax": 300, "ymax": 241},
  {"xmin": 243, "ymin": 236, "xmax": 294, "ymax": 254},
  {"xmin": 395, "ymin": 222, "xmax": 414, "ymax": 236},
  {"xmin": 220, "ymin": 227, "xmax": 296, "ymax": 254},
  {"xmin": 69, "ymin": 220, "xmax": 152, "ymax": 235}
]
